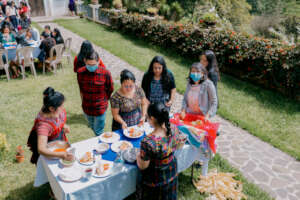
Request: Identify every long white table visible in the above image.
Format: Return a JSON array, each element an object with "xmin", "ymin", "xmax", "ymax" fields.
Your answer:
[{"xmin": 34, "ymin": 134, "xmax": 209, "ymax": 200}]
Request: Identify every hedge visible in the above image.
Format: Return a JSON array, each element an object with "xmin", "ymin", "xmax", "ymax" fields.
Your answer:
[{"xmin": 97, "ymin": 9, "xmax": 300, "ymax": 98}]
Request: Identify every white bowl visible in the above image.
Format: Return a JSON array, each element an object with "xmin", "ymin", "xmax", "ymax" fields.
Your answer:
[{"xmin": 95, "ymin": 143, "xmax": 110, "ymax": 154}]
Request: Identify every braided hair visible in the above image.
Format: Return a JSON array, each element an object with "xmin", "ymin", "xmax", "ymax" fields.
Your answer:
[
  {"xmin": 42, "ymin": 87, "xmax": 65, "ymax": 113},
  {"xmin": 147, "ymin": 102, "xmax": 172, "ymax": 136}
]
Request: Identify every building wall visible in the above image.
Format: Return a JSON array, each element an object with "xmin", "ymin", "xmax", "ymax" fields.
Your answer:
[{"xmin": 43, "ymin": 0, "xmax": 69, "ymax": 17}]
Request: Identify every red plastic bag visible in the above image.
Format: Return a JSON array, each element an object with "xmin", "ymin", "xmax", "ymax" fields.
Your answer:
[{"xmin": 170, "ymin": 113, "xmax": 220, "ymax": 153}]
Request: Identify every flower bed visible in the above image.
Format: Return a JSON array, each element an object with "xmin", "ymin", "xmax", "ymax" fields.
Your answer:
[{"xmin": 99, "ymin": 9, "xmax": 300, "ymax": 98}]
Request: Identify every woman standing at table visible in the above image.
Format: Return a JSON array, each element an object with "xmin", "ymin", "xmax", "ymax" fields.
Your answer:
[
  {"xmin": 5, "ymin": 1, "xmax": 18, "ymax": 31},
  {"xmin": 136, "ymin": 102, "xmax": 180, "ymax": 200},
  {"xmin": 141, "ymin": 56, "xmax": 176, "ymax": 111},
  {"xmin": 27, "ymin": 87, "xmax": 73, "ymax": 164},
  {"xmin": 180, "ymin": 62, "xmax": 217, "ymax": 121},
  {"xmin": 110, "ymin": 69, "xmax": 148, "ymax": 131}
]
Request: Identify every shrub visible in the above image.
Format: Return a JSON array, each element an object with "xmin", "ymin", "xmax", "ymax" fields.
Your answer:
[
  {"xmin": 0, "ymin": 133, "xmax": 10, "ymax": 156},
  {"xmin": 169, "ymin": 2, "xmax": 184, "ymax": 21},
  {"xmin": 101, "ymin": 9, "xmax": 300, "ymax": 98}
]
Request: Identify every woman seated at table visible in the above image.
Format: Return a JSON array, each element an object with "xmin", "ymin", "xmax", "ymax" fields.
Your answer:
[
  {"xmin": 180, "ymin": 62, "xmax": 217, "ymax": 121},
  {"xmin": 141, "ymin": 56, "xmax": 176, "ymax": 111},
  {"xmin": 136, "ymin": 102, "xmax": 181, "ymax": 200},
  {"xmin": 27, "ymin": 87, "xmax": 73, "ymax": 164},
  {"xmin": 73, "ymin": 40, "xmax": 94, "ymax": 73},
  {"xmin": 52, "ymin": 28, "xmax": 64, "ymax": 45},
  {"xmin": 110, "ymin": 69, "xmax": 148, "ymax": 131},
  {"xmin": 38, "ymin": 33, "xmax": 56, "ymax": 71}
]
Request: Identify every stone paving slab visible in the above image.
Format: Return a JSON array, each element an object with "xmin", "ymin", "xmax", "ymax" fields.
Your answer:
[{"xmin": 38, "ymin": 21, "xmax": 300, "ymax": 200}]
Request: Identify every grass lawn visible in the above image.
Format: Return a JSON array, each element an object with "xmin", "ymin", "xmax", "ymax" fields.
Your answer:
[
  {"xmin": 55, "ymin": 18, "xmax": 300, "ymax": 160},
  {"xmin": 0, "ymin": 45, "xmax": 271, "ymax": 199}
]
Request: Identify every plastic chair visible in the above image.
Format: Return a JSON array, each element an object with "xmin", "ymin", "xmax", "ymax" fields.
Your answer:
[
  {"xmin": 0, "ymin": 49, "xmax": 10, "ymax": 81},
  {"xmin": 43, "ymin": 44, "xmax": 65, "ymax": 74},
  {"xmin": 16, "ymin": 47, "xmax": 37, "ymax": 79},
  {"xmin": 63, "ymin": 37, "xmax": 72, "ymax": 64}
]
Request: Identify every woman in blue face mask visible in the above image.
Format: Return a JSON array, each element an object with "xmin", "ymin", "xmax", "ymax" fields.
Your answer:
[{"xmin": 180, "ymin": 62, "xmax": 218, "ymax": 121}]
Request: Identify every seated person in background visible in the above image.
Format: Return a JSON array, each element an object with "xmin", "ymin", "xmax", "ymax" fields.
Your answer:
[
  {"xmin": 38, "ymin": 33, "xmax": 56, "ymax": 71},
  {"xmin": 0, "ymin": 17, "xmax": 16, "ymax": 35},
  {"xmin": 40, "ymin": 25, "xmax": 52, "ymax": 40},
  {"xmin": 0, "ymin": 10, "xmax": 5, "ymax": 21},
  {"xmin": 52, "ymin": 28, "xmax": 64, "ymax": 45},
  {"xmin": 24, "ymin": 28, "xmax": 34, "ymax": 42}
]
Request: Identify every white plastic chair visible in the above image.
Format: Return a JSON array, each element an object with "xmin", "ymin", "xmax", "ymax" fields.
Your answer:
[
  {"xmin": 0, "ymin": 49, "xmax": 10, "ymax": 81},
  {"xmin": 43, "ymin": 44, "xmax": 65, "ymax": 74},
  {"xmin": 63, "ymin": 37, "xmax": 72, "ymax": 64},
  {"xmin": 16, "ymin": 46, "xmax": 37, "ymax": 79}
]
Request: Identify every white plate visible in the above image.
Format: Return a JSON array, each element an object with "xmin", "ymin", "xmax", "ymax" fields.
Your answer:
[
  {"xmin": 123, "ymin": 126, "xmax": 144, "ymax": 139},
  {"xmin": 99, "ymin": 132, "xmax": 120, "ymax": 143},
  {"xmin": 92, "ymin": 160, "xmax": 114, "ymax": 178},
  {"xmin": 58, "ymin": 167, "xmax": 82, "ymax": 182},
  {"xmin": 111, "ymin": 141, "xmax": 133, "ymax": 153},
  {"xmin": 77, "ymin": 151, "xmax": 94, "ymax": 166}
]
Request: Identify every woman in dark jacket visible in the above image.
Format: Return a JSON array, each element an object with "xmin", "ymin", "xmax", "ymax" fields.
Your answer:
[
  {"xmin": 200, "ymin": 50, "xmax": 220, "ymax": 101},
  {"xmin": 141, "ymin": 56, "xmax": 176, "ymax": 110},
  {"xmin": 52, "ymin": 28, "xmax": 64, "ymax": 45}
]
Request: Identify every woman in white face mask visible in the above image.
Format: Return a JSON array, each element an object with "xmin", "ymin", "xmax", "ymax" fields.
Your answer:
[{"xmin": 180, "ymin": 62, "xmax": 218, "ymax": 121}]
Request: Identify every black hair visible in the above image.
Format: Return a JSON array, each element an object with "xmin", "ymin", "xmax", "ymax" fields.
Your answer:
[
  {"xmin": 145, "ymin": 56, "xmax": 172, "ymax": 91},
  {"xmin": 201, "ymin": 50, "xmax": 220, "ymax": 80},
  {"xmin": 85, "ymin": 50, "xmax": 99, "ymax": 61},
  {"xmin": 147, "ymin": 102, "xmax": 172, "ymax": 136},
  {"xmin": 43, "ymin": 33, "xmax": 50, "ymax": 38},
  {"xmin": 1, "ymin": 24, "xmax": 10, "ymax": 33},
  {"xmin": 42, "ymin": 87, "xmax": 65, "ymax": 113},
  {"xmin": 53, "ymin": 28, "xmax": 62, "ymax": 39},
  {"xmin": 77, "ymin": 40, "xmax": 94, "ymax": 66},
  {"xmin": 188, "ymin": 62, "xmax": 208, "ymax": 85},
  {"xmin": 120, "ymin": 69, "xmax": 135, "ymax": 83},
  {"xmin": 44, "ymin": 25, "xmax": 51, "ymax": 30}
]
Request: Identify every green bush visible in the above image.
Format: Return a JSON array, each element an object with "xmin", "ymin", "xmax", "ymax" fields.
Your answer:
[
  {"xmin": 102, "ymin": 9, "xmax": 300, "ymax": 98},
  {"xmin": 170, "ymin": 2, "xmax": 184, "ymax": 21}
]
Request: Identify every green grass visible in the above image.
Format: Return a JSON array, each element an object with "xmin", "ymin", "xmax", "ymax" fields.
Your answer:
[
  {"xmin": 0, "ymin": 47, "xmax": 271, "ymax": 199},
  {"xmin": 55, "ymin": 18, "xmax": 300, "ymax": 160}
]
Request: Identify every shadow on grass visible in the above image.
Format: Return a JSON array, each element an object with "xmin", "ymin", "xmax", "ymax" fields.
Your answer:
[
  {"xmin": 67, "ymin": 112, "xmax": 88, "ymax": 125},
  {"xmin": 221, "ymin": 74, "xmax": 300, "ymax": 114},
  {"xmin": 5, "ymin": 182, "xmax": 50, "ymax": 200}
]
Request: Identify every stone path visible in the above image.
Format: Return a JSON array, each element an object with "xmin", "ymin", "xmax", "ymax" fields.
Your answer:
[{"xmin": 37, "ymin": 21, "xmax": 300, "ymax": 200}]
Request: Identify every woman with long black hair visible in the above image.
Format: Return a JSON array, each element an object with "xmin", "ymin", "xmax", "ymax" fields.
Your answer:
[
  {"xmin": 200, "ymin": 50, "xmax": 220, "ymax": 97},
  {"xmin": 52, "ymin": 28, "xmax": 64, "ymax": 45},
  {"xmin": 137, "ymin": 102, "xmax": 181, "ymax": 200},
  {"xmin": 142, "ymin": 56, "xmax": 176, "ymax": 110}
]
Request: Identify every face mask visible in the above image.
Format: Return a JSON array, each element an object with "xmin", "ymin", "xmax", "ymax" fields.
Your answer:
[
  {"xmin": 190, "ymin": 72, "xmax": 202, "ymax": 82},
  {"xmin": 86, "ymin": 64, "xmax": 98, "ymax": 72}
]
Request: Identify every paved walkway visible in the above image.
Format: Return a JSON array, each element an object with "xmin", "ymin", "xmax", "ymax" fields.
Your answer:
[{"xmin": 37, "ymin": 21, "xmax": 300, "ymax": 200}]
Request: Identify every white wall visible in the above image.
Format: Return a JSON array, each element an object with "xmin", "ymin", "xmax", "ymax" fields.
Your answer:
[{"xmin": 44, "ymin": 0, "xmax": 69, "ymax": 17}]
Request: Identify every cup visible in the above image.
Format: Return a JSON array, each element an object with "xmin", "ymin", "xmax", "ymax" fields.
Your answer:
[{"xmin": 84, "ymin": 167, "xmax": 93, "ymax": 180}]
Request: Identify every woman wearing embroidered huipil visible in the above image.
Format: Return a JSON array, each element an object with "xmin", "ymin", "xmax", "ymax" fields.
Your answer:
[
  {"xmin": 27, "ymin": 87, "xmax": 73, "ymax": 164},
  {"xmin": 180, "ymin": 63, "xmax": 217, "ymax": 176},
  {"xmin": 110, "ymin": 69, "xmax": 148, "ymax": 131},
  {"xmin": 137, "ymin": 102, "xmax": 181, "ymax": 200},
  {"xmin": 180, "ymin": 62, "xmax": 217, "ymax": 120}
]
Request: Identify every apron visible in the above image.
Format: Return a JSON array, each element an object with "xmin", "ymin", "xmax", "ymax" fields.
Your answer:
[
  {"xmin": 27, "ymin": 109, "xmax": 67, "ymax": 164},
  {"xmin": 112, "ymin": 108, "xmax": 141, "ymax": 131}
]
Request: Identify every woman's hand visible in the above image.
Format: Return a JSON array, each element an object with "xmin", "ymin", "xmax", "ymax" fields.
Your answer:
[
  {"xmin": 121, "ymin": 122, "xmax": 128, "ymax": 130},
  {"xmin": 63, "ymin": 124, "xmax": 70, "ymax": 134},
  {"xmin": 62, "ymin": 152, "xmax": 74, "ymax": 161},
  {"xmin": 180, "ymin": 110, "xmax": 186, "ymax": 120},
  {"xmin": 139, "ymin": 115, "xmax": 146, "ymax": 125},
  {"xmin": 165, "ymin": 100, "xmax": 172, "ymax": 107}
]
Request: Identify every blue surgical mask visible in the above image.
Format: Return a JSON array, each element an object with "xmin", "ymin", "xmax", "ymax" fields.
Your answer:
[
  {"xmin": 190, "ymin": 72, "xmax": 202, "ymax": 82},
  {"xmin": 86, "ymin": 65, "xmax": 98, "ymax": 72}
]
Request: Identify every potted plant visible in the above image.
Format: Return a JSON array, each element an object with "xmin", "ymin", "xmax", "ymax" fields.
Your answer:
[
  {"xmin": 202, "ymin": 12, "xmax": 217, "ymax": 26},
  {"xmin": 16, "ymin": 145, "xmax": 24, "ymax": 163}
]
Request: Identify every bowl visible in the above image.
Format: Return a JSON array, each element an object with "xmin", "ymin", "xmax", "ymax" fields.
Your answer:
[
  {"xmin": 95, "ymin": 143, "xmax": 110, "ymax": 154},
  {"xmin": 59, "ymin": 155, "xmax": 75, "ymax": 167},
  {"xmin": 122, "ymin": 148, "xmax": 137, "ymax": 163}
]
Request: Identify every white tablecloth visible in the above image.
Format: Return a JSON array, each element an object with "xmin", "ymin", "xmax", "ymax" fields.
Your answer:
[{"xmin": 34, "ymin": 135, "xmax": 210, "ymax": 200}]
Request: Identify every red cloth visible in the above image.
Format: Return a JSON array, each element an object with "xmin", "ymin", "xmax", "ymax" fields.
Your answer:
[
  {"xmin": 19, "ymin": 6, "xmax": 28, "ymax": 16},
  {"xmin": 77, "ymin": 63, "xmax": 114, "ymax": 116},
  {"xmin": 74, "ymin": 56, "xmax": 106, "ymax": 73}
]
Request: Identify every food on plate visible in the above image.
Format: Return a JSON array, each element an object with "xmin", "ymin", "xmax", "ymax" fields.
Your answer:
[
  {"xmin": 54, "ymin": 148, "xmax": 67, "ymax": 152},
  {"xmin": 103, "ymin": 132, "xmax": 113, "ymax": 138},
  {"xmin": 191, "ymin": 120, "xmax": 203, "ymax": 126},
  {"xmin": 128, "ymin": 128, "xmax": 143, "ymax": 138},
  {"xmin": 80, "ymin": 152, "xmax": 93, "ymax": 163},
  {"xmin": 95, "ymin": 143, "xmax": 109, "ymax": 154},
  {"xmin": 119, "ymin": 142, "xmax": 130, "ymax": 151},
  {"xmin": 95, "ymin": 163, "xmax": 110, "ymax": 175}
]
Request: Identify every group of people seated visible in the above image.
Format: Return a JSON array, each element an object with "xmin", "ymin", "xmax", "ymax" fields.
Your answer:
[{"xmin": 27, "ymin": 39, "xmax": 220, "ymax": 199}]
